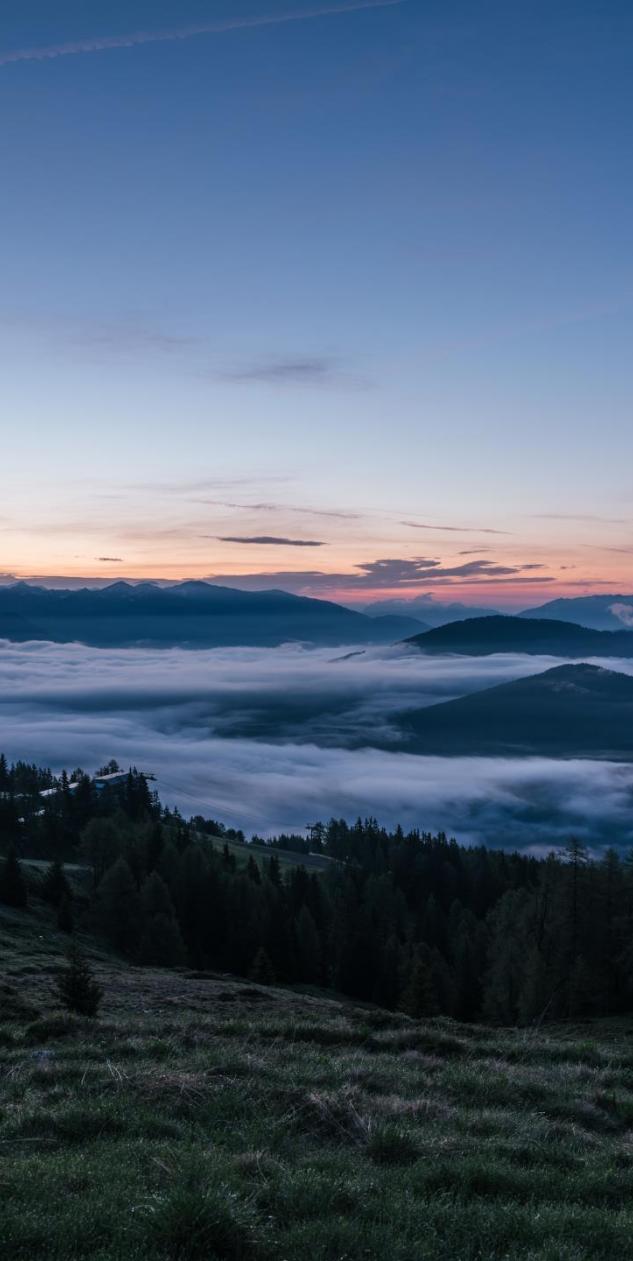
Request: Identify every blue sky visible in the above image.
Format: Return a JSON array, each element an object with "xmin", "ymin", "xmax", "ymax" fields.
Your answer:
[{"xmin": 1, "ymin": 0, "xmax": 633, "ymax": 604}]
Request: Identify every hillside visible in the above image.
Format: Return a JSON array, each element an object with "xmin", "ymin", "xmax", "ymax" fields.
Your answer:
[
  {"xmin": 0, "ymin": 581, "xmax": 422, "ymax": 648},
  {"xmin": 520, "ymin": 594, "xmax": 633, "ymax": 631},
  {"xmin": 405, "ymin": 614, "xmax": 633, "ymax": 658},
  {"xmin": 4, "ymin": 901, "xmax": 633, "ymax": 1261},
  {"xmin": 401, "ymin": 662, "xmax": 633, "ymax": 758}
]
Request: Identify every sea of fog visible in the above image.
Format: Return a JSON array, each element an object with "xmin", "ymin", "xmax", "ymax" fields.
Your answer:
[{"xmin": 2, "ymin": 639, "xmax": 633, "ymax": 851}]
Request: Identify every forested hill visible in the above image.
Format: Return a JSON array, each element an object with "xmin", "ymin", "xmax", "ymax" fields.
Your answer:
[
  {"xmin": 400, "ymin": 662, "xmax": 633, "ymax": 759},
  {"xmin": 405, "ymin": 614, "xmax": 633, "ymax": 657},
  {"xmin": 3, "ymin": 755, "xmax": 633, "ymax": 1027},
  {"xmin": 0, "ymin": 580, "xmax": 424, "ymax": 647}
]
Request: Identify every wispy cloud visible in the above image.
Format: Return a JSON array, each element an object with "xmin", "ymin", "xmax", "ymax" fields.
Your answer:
[
  {"xmin": 531, "ymin": 513, "xmax": 632, "ymax": 525},
  {"xmin": 215, "ymin": 535, "xmax": 325, "ymax": 547},
  {"xmin": 96, "ymin": 556, "xmax": 124, "ymax": 563},
  {"xmin": 402, "ymin": 520, "xmax": 511, "ymax": 535},
  {"xmin": 208, "ymin": 556, "xmax": 554, "ymax": 595},
  {"xmin": 0, "ymin": 1, "xmax": 404, "ymax": 68},
  {"xmin": 204, "ymin": 500, "xmax": 361, "ymax": 520},
  {"xmin": 217, "ymin": 355, "xmax": 362, "ymax": 388}
]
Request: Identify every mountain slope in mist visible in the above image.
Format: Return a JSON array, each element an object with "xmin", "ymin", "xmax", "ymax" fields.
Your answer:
[
  {"xmin": 401, "ymin": 662, "xmax": 633, "ymax": 758},
  {"xmin": 520, "ymin": 595, "xmax": 633, "ymax": 631},
  {"xmin": 405, "ymin": 615, "xmax": 633, "ymax": 657}
]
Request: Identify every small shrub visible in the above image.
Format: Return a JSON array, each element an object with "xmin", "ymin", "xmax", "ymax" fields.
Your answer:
[
  {"xmin": 146, "ymin": 1165, "xmax": 268, "ymax": 1259},
  {"xmin": 0, "ymin": 981, "xmax": 39, "ymax": 1024},
  {"xmin": 56, "ymin": 945, "xmax": 103, "ymax": 1018},
  {"xmin": 365, "ymin": 1122, "xmax": 420, "ymax": 1166},
  {"xmin": 23, "ymin": 1013, "xmax": 80, "ymax": 1044}
]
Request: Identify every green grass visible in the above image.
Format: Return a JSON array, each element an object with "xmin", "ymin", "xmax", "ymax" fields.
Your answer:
[
  {"xmin": 3, "ymin": 903, "xmax": 633, "ymax": 1259},
  {"xmin": 201, "ymin": 834, "xmax": 336, "ymax": 873}
]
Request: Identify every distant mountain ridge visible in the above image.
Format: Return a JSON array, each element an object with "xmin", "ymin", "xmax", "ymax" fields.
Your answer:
[
  {"xmin": 356, "ymin": 595, "xmax": 500, "ymax": 627},
  {"xmin": 0, "ymin": 580, "xmax": 425, "ymax": 648},
  {"xmin": 519, "ymin": 594, "xmax": 633, "ymax": 631},
  {"xmin": 405, "ymin": 615, "xmax": 633, "ymax": 658},
  {"xmin": 401, "ymin": 662, "xmax": 633, "ymax": 759}
]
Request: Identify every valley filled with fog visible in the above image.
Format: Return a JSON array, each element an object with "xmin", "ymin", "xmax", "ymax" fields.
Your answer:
[{"xmin": 2, "ymin": 639, "xmax": 633, "ymax": 850}]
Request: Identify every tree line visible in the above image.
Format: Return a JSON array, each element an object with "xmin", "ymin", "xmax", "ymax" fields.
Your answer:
[{"xmin": 2, "ymin": 756, "xmax": 633, "ymax": 1024}]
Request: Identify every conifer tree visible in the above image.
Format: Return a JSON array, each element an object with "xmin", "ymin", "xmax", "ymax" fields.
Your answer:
[
  {"xmin": 400, "ymin": 948, "xmax": 438, "ymax": 1018},
  {"xmin": 0, "ymin": 845, "xmax": 28, "ymax": 908},
  {"xmin": 56, "ymin": 945, "xmax": 102, "ymax": 1017},
  {"xmin": 246, "ymin": 855, "xmax": 261, "ymax": 884},
  {"xmin": 96, "ymin": 857, "xmax": 141, "ymax": 956},
  {"xmin": 138, "ymin": 871, "xmax": 185, "ymax": 966},
  {"xmin": 295, "ymin": 906, "xmax": 322, "ymax": 983},
  {"xmin": 57, "ymin": 893, "xmax": 74, "ymax": 934},
  {"xmin": 250, "ymin": 946, "xmax": 276, "ymax": 985},
  {"xmin": 372, "ymin": 934, "xmax": 403, "ymax": 1009},
  {"xmin": 41, "ymin": 858, "xmax": 71, "ymax": 907}
]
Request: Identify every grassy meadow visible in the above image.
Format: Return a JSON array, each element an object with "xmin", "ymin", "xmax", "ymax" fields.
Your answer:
[{"xmin": 3, "ymin": 899, "xmax": 633, "ymax": 1261}]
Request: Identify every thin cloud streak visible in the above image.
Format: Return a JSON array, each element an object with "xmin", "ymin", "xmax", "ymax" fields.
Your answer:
[
  {"xmin": 215, "ymin": 535, "xmax": 325, "ymax": 547},
  {"xmin": 402, "ymin": 521, "xmax": 511, "ymax": 536},
  {"xmin": 0, "ymin": 1, "xmax": 404, "ymax": 68}
]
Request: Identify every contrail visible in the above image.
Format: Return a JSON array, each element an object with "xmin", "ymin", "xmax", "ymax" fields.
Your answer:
[{"xmin": 0, "ymin": 0, "xmax": 404, "ymax": 68}]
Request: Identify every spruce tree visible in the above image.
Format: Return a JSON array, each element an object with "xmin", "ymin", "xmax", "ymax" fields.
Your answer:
[
  {"xmin": 96, "ymin": 857, "xmax": 141, "ymax": 956},
  {"xmin": 246, "ymin": 855, "xmax": 261, "ymax": 884},
  {"xmin": 138, "ymin": 871, "xmax": 185, "ymax": 966},
  {"xmin": 400, "ymin": 949, "xmax": 438, "ymax": 1018},
  {"xmin": 295, "ymin": 906, "xmax": 322, "ymax": 983},
  {"xmin": 41, "ymin": 858, "xmax": 71, "ymax": 907},
  {"xmin": 250, "ymin": 946, "xmax": 276, "ymax": 985},
  {"xmin": 0, "ymin": 845, "xmax": 28, "ymax": 909},
  {"xmin": 56, "ymin": 945, "xmax": 102, "ymax": 1017},
  {"xmin": 57, "ymin": 893, "xmax": 74, "ymax": 934}
]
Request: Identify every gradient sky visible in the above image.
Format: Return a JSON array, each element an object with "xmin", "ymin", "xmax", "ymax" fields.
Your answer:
[{"xmin": 1, "ymin": 0, "xmax": 633, "ymax": 607}]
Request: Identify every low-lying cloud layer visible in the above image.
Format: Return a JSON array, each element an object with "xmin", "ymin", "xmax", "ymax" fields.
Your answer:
[{"xmin": 1, "ymin": 640, "xmax": 633, "ymax": 849}]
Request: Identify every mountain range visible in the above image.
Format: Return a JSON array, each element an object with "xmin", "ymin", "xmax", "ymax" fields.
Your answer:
[
  {"xmin": 359, "ymin": 593, "xmax": 633, "ymax": 631},
  {"xmin": 405, "ymin": 615, "xmax": 633, "ymax": 658},
  {"xmin": 0, "ymin": 581, "xmax": 426, "ymax": 648},
  {"xmin": 400, "ymin": 663, "xmax": 633, "ymax": 759},
  {"xmin": 356, "ymin": 596, "xmax": 502, "ymax": 626},
  {"xmin": 518, "ymin": 594, "xmax": 633, "ymax": 631}
]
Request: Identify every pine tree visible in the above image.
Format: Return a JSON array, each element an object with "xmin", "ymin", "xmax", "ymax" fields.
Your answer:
[
  {"xmin": 79, "ymin": 817, "xmax": 121, "ymax": 889},
  {"xmin": 250, "ymin": 946, "xmax": 276, "ymax": 985},
  {"xmin": 41, "ymin": 858, "xmax": 71, "ymax": 907},
  {"xmin": 266, "ymin": 855, "xmax": 282, "ymax": 888},
  {"xmin": 372, "ymin": 934, "xmax": 403, "ymax": 1009},
  {"xmin": 0, "ymin": 845, "xmax": 28, "ymax": 909},
  {"xmin": 138, "ymin": 871, "xmax": 185, "ymax": 966},
  {"xmin": 246, "ymin": 855, "xmax": 261, "ymax": 884},
  {"xmin": 295, "ymin": 906, "xmax": 322, "ymax": 983},
  {"xmin": 400, "ymin": 949, "xmax": 438, "ymax": 1018},
  {"xmin": 96, "ymin": 857, "xmax": 141, "ymax": 956},
  {"xmin": 57, "ymin": 893, "xmax": 74, "ymax": 934},
  {"xmin": 56, "ymin": 945, "xmax": 102, "ymax": 1017},
  {"xmin": 482, "ymin": 888, "xmax": 531, "ymax": 1024}
]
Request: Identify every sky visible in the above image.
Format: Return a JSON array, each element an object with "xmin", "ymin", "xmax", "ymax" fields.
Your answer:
[{"xmin": 1, "ymin": 0, "xmax": 633, "ymax": 607}]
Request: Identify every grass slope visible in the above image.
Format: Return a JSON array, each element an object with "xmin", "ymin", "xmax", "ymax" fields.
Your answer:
[{"xmin": 4, "ymin": 903, "xmax": 633, "ymax": 1260}]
